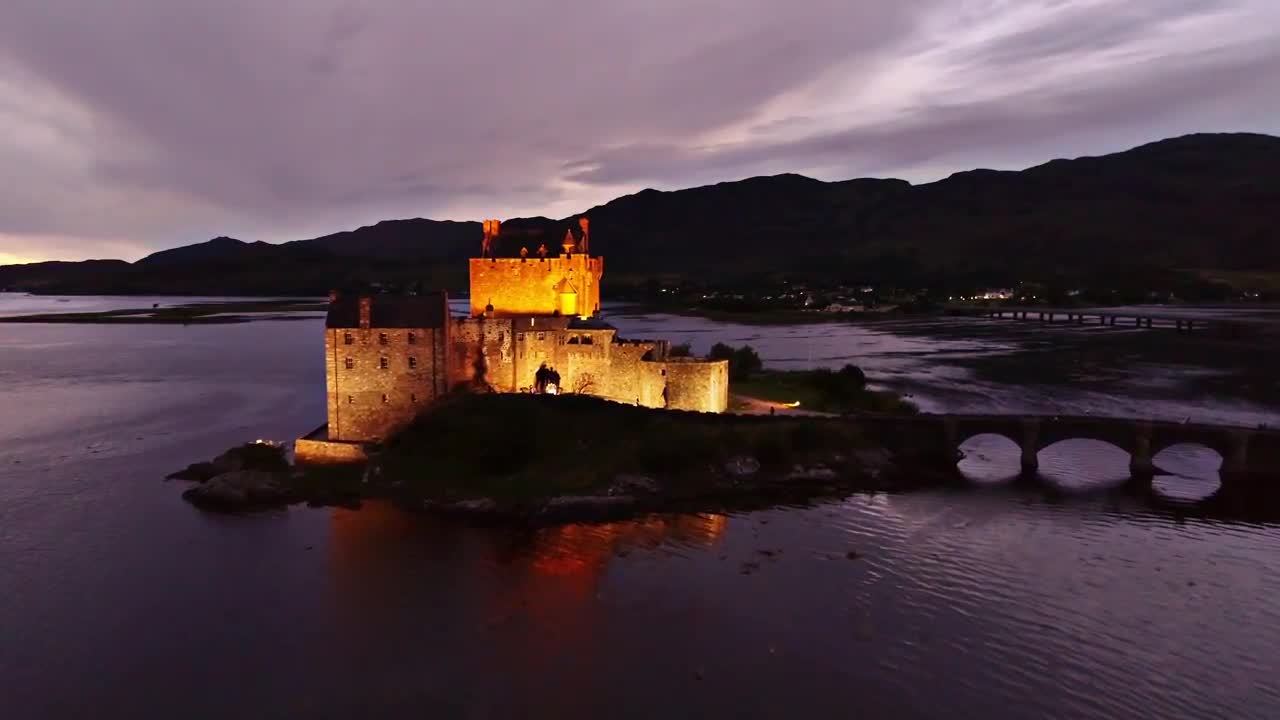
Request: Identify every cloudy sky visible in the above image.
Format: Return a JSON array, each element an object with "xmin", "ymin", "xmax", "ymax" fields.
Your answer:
[{"xmin": 2, "ymin": 0, "xmax": 1278, "ymax": 264}]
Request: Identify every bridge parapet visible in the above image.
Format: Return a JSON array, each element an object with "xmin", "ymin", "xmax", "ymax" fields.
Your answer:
[{"xmin": 846, "ymin": 413, "xmax": 1280, "ymax": 484}]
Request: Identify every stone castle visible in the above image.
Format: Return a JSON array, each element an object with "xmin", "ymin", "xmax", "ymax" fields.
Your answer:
[{"xmin": 296, "ymin": 218, "xmax": 729, "ymax": 462}]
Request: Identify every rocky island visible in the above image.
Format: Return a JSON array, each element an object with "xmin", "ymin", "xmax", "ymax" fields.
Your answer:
[
  {"xmin": 171, "ymin": 392, "xmax": 939, "ymax": 523},
  {"xmin": 167, "ymin": 215, "xmax": 933, "ymax": 521}
]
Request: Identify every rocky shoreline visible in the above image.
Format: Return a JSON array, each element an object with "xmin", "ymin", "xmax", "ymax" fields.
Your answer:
[{"xmin": 169, "ymin": 441, "xmax": 951, "ymax": 525}]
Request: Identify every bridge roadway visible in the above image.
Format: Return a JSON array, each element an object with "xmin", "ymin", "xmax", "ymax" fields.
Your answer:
[
  {"xmin": 847, "ymin": 412, "xmax": 1280, "ymax": 483},
  {"xmin": 950, "ymin": 306, "xmax": 1268, "ymax": 337}
]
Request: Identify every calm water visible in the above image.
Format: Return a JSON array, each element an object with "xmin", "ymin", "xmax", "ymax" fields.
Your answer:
[{"xmin": 2, "ymin": 294, "xmax": 1280, "ymax": 719}]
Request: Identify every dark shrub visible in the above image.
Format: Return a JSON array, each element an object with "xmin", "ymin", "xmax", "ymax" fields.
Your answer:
[
  {"xmin": 732, "ymin": 346, "xmax": 763, "ymax": 380},
  {"xmin": 837, "ymin": 364, "xmax": 867, "ymax": 389},
  {"xmin": 708, "ymin": 343, "xmax": 763, "ymax": 381},
  {"xmin": 788, "ymin": 423, "xmax": 825, "ymax": 452},
  {"xmin": 753, "ymin": 432, "xmax": 791, "ymax": 468},
  {"xmin": 634, "ymin": 421, "xmax": 722, "ymax": 474}
]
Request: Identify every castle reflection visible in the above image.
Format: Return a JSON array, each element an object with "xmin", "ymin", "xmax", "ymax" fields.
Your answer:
[
  {"xmin": 520, "ymin": 513, "xmax": 727, "ymax": 577},
  {"xmin": 322, "ymin": 501, "xmax": 730, "ymax": 714},
  {"xmin": 326, "ymin": 502, "xmax": 728, "ymax": 608}
]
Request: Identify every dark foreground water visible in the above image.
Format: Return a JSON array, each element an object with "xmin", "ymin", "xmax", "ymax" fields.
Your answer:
[{"xmin": 2, "ymin": 297, "xmax": 1280, "ymax": 718}]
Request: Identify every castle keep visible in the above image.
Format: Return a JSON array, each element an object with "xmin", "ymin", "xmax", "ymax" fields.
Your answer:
[
  {"xmin": 322, "ymin": 293, "xmax": 451, "ymax": 443},
  {"xmin": 297, "ymin": 217, "xmax": 729, "ymax": 462}
]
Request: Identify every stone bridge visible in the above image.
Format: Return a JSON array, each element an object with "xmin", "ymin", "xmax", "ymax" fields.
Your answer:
[
  {"xmin": 948, "ymin": 306, "xmax": 1271, "ymax": 339},
  {"xmin": 850, "ymin": 413, "xmax": 1280, "ymax": 483}
]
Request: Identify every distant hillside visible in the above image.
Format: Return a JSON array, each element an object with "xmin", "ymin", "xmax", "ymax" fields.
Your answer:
[{"xmin": 2, "ymin": 133, "xmax": 1277, "ymax": 296}]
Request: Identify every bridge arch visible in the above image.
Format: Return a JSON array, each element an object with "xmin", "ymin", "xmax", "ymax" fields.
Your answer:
[
  {"xmin": 957, "ymin": 433, "xmax": 1022, "ymax": 483},
  {"xmin": 1152, "ymin": 443, "xmax": 1224, "ymax": 472},
  {"xmin": 1150, "ymin": 437, "xmax": 1231, "ymax": 467},
  {"xmin": 1150, "ymin": 443, "xmax": 1223, "ymax": 503},
  {"xmin": 1036, "ymin": 439, "xmax": 1133, "ymax": 492}
]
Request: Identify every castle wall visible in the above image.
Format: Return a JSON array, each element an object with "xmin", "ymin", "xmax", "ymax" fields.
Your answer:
[
  {"xmin": 469, "ymin": 255, "xmax": 603, "ymax": 317},
  {"xmin": 512, "ymin": 318, "xmax": 572, "ymax": 390},
  {"xmin": 661, "ymin": 359, "xmax": 730, "ymax": 413},
  {"xmin": 449, "ymin": 317, "xmax": 517, "ymax": 392},
  {"xmin": 637, "ymin": 359, "xmax": 669, "ymax": 409},
  {"xmin": 325, "ymin": 326, "xmax": 449, "ymax": 442},
  {"xmin": 562, "ymin": 340, "xmax": 654, "ymax": 405},
  {"xmin": 451, "ymin": 316, "xmax": 591, "ymax": 392},
  {"xmin": 447, "ymin": 319, "xmax": 692, "ymax": 409},
  {"xmin": 295, "ymin": 434, "xmax": 369, "ymax": 464}
]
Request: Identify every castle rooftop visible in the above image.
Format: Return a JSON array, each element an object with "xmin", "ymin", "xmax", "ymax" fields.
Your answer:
[
  {"xmin": 566, "ymin": 316, "xmax": 615, "ymax": 331},
  {"xmin": 326, "ymin": 291, "xmax": 449, "ymax": 329}
]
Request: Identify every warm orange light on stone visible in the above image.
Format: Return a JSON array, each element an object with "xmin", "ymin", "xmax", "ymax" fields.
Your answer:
[
  {"xmin": 468, "ymin": 254, "xmax": 602, "ymax": 318},
  {"xmin": 300, "ymin": 217, "xmax": 731, "ymax": 460}
]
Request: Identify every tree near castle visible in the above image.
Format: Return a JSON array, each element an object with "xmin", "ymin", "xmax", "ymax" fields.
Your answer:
[{"xmin": 708, "ymin": 343, "xmax": 762, "ymax": 381}]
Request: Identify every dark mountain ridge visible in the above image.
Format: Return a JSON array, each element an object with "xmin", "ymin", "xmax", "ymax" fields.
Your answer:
[{"xmin": 2, "ymin": 133, "xmax": 1277, "ymax": 296}]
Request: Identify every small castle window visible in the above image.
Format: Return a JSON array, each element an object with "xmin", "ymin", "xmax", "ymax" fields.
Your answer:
[
  {"xmin": 498, "ymin": 332, "xmax": 504, "ymax": 344},
  {"xmin": 381, "ymin": 394, "xmax": 389, "ymax": 404},
  {"xmin": 537, "ymin": 332, "xmax": 545, "ymax": 341},
  {"xmin": 347, "ymin": 395, "xmax": 354, "ymax": 404},
  {"xmin": 408, "ymin": 357, "xmax": 418, "ymax": 369},
  {"xmin": 344, "ymin": 332, "xmax": 353, "ymax": 345},
  {"xmin": 379, "ymin": 333, "xmax": 388, "ymax": 345},
  {"xmin": 379, "ymin": 357, "xmax": 389, "ymax": 369},
  {"xmin": 517, "ymin": 333, "xmax": 525, "ymax": 342},
  {"xmin": 411, "ymin": 393, "xmax": 418, "ymax": 403},
  {"xmin": 344, "ymin": 358, "xmax": 354, "ymax": 370},
  {"xmin": 408, "ymin": 332, "xmax": 417, "ymax": 345}
]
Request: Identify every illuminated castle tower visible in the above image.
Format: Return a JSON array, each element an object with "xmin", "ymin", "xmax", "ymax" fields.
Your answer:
[
  {"xmin": 468, "ymin": 217, "xmax": 604, "ymax": 318},
  {"xmin": 298, "ymin": 215, "xmax": 730, "ymax": 463}
]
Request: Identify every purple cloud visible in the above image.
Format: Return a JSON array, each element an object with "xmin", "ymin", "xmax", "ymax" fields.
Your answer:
[{"xmin": 0, "ymin": 0, "xmax": 1276, "ymax": 262}]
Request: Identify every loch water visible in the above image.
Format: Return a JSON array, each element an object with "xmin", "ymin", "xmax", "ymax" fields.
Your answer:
[{"xmin": 2, "ymin": 294, "xmax": 1278, "ymax": 719}]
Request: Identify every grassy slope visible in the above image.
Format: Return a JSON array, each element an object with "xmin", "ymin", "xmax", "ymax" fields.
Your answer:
[{"xmin": 375, "ymin": 393, "xmax": 873, "ymax": 502}]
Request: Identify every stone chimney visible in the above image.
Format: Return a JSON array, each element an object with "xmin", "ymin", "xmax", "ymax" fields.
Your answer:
[{"xmin": 358, "ymin": 297, "xmax": 372, "ymax": 329}]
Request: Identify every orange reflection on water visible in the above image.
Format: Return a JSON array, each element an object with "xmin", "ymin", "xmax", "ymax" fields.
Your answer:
[
  {"xmin": 327, "ymin": 502, "xmax": 728, "ymax": 595},
  {"xmin": 322, "ymin": 504, "xmax": 730, "ymax": 713},
  {"xmin": 527, "ymin": 513, "xmax": 728, "ymax": 579}
]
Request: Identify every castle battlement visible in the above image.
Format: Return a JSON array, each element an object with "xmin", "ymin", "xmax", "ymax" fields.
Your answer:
[{"xmin": 469, "ymin": 253, "xmax": 603, "ymax": 319}]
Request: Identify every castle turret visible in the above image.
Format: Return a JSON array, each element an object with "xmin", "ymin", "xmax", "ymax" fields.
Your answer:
[
  {"xmin": 578, "ymin": 217, "xmax": 590, "ymax": 255},
  {"xmin": 554, "ymin": 278, "xmax": 579, "ymax": 317},
  {"xmin": 358, "ymin": 296, "xmax": 372, "ymax": 329}
]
